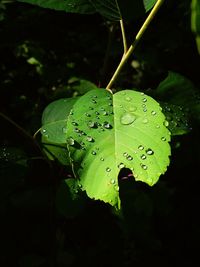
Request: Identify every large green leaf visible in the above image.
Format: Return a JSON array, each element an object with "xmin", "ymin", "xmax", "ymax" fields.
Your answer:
[
  {"xmin": 18, "ymin": 0, "xmax": 96, "ymax": 14},
  {"xmin": 66, "ymin": 89, "xmax": 171, "ymax": 208},
  {"xmin": 191, "ymin": 0, "xmax": 200, "ymax": 54}
]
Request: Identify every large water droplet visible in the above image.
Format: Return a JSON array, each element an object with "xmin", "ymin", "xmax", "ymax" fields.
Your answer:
[
  {"xmin": 106, "ymin": 167, "xmax": 111, "ymax": 172},
  {"xmin": 86, "ymin": 136, "xmax": 93, "ymax": 142},
  {"xmin": 146, "ymin": 148, "xmax": 154, "ymax": 155},
  {"xmin": 138, "ymin": 145, "xmax": 144, "ymax": 150},
  {"xmin": 118, "ymin": 163, "xmax": 125, "ymax": 169},
  {"xmin": 141, "ymin": 154, "xmax": 146, "ymax": 160},
  {"xmin": 120, "ymin": 113, "xmax": 136, "ymax": 125}
]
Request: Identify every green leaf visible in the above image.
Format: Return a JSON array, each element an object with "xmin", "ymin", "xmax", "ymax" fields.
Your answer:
[
  {"xmin": 41, "ymin": 97, "xmax": 78, "ymax": 165},
  {"xmin": 66, "ymin": 89, "xmax": 171, "ymax": 208},
  {"xmin": 191, "ymin": 0, "xmax": 200, "ymax": 54},
  {"xmin": 41, "ymin": 97, "xmax": 78, "ymax": 143},
  {"xmin": 18, "ymin": 0, "xmax": 96, "ymax": 14},
  {"xmin": 143, "ymin": 0, "xmax": 157, "ymax": 12}
]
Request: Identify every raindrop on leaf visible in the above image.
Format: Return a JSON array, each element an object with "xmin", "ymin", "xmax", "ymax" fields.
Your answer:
[
  {"xmin": 106, "ymin": 167, "xmax": 111, "ymax": 172},
  {"xmin": 118, "ymin": 163, "xmax": 125, "ymax": 169},
  {"xmin": 141, "ymin": 154, "xmax": 146, "ymax": 160},
  {"xmin": 86, "ymin": 136, "xmax": 93, "ymax": 142},
  {"xmin": 120, "ymin": 113, "xmax": 136, "ymax": 125},
  {"xmin": 146, "ymin": 148, "xmax": 154, "ymax": 155},
  {"xmin": 138, "ymin": 145, "xmax": 144, "ymax": 150}
]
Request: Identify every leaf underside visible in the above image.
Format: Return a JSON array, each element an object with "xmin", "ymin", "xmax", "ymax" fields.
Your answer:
[{"xmin": 65, "ymin": 89, "xmax": 171, "ymax": 208}]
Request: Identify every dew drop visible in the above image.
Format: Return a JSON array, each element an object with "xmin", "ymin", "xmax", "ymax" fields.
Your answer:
[
  {"xmin": 156, "ymin": 125, "xmax": 160, "ymax": 129},
  {"xmin": 151, "ymin": 111, "xmax": 156, "ymax": 115},
  {"xmin": 164, "ymin": 120, "xmax": 169, "ymax": 127},
  {"xmin": 140, "ymin": 92, "xmax": 144, "ymax": 96},
  {"xmin": 108, "ymin": 102, "xmax": 113, "ymax": 106},
  {"xmin": 129, "ymin": 106, "xmax": 137, "ymax": 112},
  {"xmin": 161, "ymin": 137, "xmax": 166, "ymax": 141},
  {"xmin": 91, "ymin": 151, "xmax": 96, "ymax": 155},
  {"xmin": 102, "ymin": 111, "xmax": 108, "ymax": 116},
  {"xmin": 141, "ymin": 154, "xmax": 146, "ymax": 160},
  {"xmin": 114, "ymin": 185, "xmax": 119, "ymax": 192},
  {"xmin": 138, "ymin": 145, "xmax": 144, "ymax": 150},
  {"xmin": 127, "ymin": 155, "xmax": 133, "ymax": 161},
  {"xmin": 110, "ymin": 179, "xmax": 116, "ymax": 184},
  {"xmin": 123, "ymin": 152, "xmax": 128, "ymax": 157},
  {"xmin": 74, "ymin": 127, "xmax": 80, "ymax": 133},
  {"xmin": 89, "ymin": 107, "xmax": 94, "ymax": 110},
  {"xmin": 87, "ymin": 121, "xmax": 96, "ymax": 128},
  {"xmin": 118, "ymin": 163, "xmax": 125, "ymax": 169},
  {"xmin": 103, "ymin": 122, "xmax": 112, "ymax": 129},
  {"xmin": 143, "ymin": 108, "xmax": 147, "ymax": 112},
  {"xmin": 120, "ymin": 113, "xmax": 136, "ymax": 125},
  {"xmin": 106, "ymin": 167, "xmax": 111, "ymax": 172},
  {"xmin": 62, "ymin": 127, "xmax": 67, "ymax": 134},
  {"xmin": 67, "ymin": 137, "xmax": 75, "ymax": 146},
  {"xmin": 92, "ymin": 99, "xmax": 97, "ymax": 104},
  {"xmin": 146, "ymin": 148, "xmax": 154, "ymax": 155},
  {"xmin": 69, "ymin": 110, "xmax": 73, "ymax": 115},
  {"xmin": 100, "ymin": 157, "xmax": 104, "ymax": 161},
  {"xmin": 85, "ymin": 113, "xmax": 91, "ymax": 117},
  {"xmin": 143, "ymin": 118, "xmax": 148, "ymax": 124},
  {"xmin": 92, "ymin": 95, "xmax": 97, "ymax": 98},
  {"xmin": 125, "ymin": 96, "xmax": 131, "ymax": 102},
  {"xmin": 95, "ymin": 111, "xmax": 99, "ymax": 115},
  {"xmin": 142, "ymin": 98, "xmax": 147, "ymax": 102},
  {"xmin": 141, "ymin": 164, "xmax": 148, "ymax": 170},
  {"xmin": 86, "ymin": 136, "xmax": 93, "ymax": 142},
  {"xmin": 72, "ymin": 121, "xmax": 78, "ymax": 126}
]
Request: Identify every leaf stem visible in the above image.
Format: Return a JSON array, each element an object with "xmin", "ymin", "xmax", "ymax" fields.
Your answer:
[
  {"xmin": 106, "ymin": 0, "xmax": 165, "ymax": 89},
  {"xmin": 120, "ymin": 19, "xmax": 128, "ymax": 54}
]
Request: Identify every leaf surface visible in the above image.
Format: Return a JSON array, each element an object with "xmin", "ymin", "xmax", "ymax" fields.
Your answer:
[{"xmin": 66, "ymin": 89, "xmax": 171, "ymax": 207}]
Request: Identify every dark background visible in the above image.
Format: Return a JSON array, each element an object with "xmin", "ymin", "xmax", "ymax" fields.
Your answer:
[{"xmin": 0, "ymin": 0, "xmax": 200, "ymax": 266}]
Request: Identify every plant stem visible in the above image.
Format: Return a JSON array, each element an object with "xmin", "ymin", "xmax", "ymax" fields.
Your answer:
[
  {"xmin": 120, "ymin": 19, "xmax": 128, "ymax": 54},
  {"xmin": 106, "ymin": 0, "xmax": 165, "ymax": 90}
]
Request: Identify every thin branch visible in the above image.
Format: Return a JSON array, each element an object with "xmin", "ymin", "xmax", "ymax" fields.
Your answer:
[
  {"xmin": 120, "ymin": 19, "xmax": 128, "ymax": 54},
  {"xmin": 106, "ymin": 0, "xmax": 165, "ymax": 89}
]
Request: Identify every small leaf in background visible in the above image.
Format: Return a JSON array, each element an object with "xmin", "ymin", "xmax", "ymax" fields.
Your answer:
[
  {"xmin": 191, "ymin": 0, "xmax": 200, "ymax": 54},
  {"xmin": 161, "ymin": 103, "xmax": 190, "ymax": 136},
  {"xmin": 65, "ymin": 89, "xmax": 171, "ymax": 208},
  {"xmin": 68, "ymin": 78, "xmax": 99, "ymax": 95},
  {"xmin": 18, "ymin": 0, "xmax": 96, "ymax": 14},
  {"xmin": 156, "ymin": 71, "xmax": 200, "ymax": 122}
]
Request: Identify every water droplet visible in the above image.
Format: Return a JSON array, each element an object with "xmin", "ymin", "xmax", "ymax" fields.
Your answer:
[
  {"xmin": 72, "ymin": 121, "xmax": 78, "ymax": 126},
  {"xmin": 123, "ymin": 152, "xmax": 128, "ymax": 157},
  {"xmin": 74, "ymin": 128, "xmax": 80, "ymax": 133},
  {"xmin": 42, "ymin": 129, "xmax": 47, "ymax": 134},
  {"xmin": 102, "ymin": 111, "xmax": 108, "ymax": 116},
  {"xmin": 108, "ymin": 102, "xmax": 113, "ymax": 106},
  {"xmin": 121, "ymin": 113, "xmax": 136, "ymax": 125},
  {"xmin": 91, "ymin": 151, "xmax": 96, "ymax": 155},
  {"xmin": 62, "ymin": 127, "xmax": 67, "ymax": 134},
  {"xmin": 141, "ymin": 164, "xmax": 148, "ymax": 170},
  {"xmin": 100, "ymin": 157, "xmax": 104, "ymax": 161},
  {"xmin": 106, "ymin": 167, "xmax": 111, "ymax": 172},
  {"xmin": 125, "ymin": 96, "xmax": 131, "ymax": 102},
  {"xmin": 118, "ymin": 163, "xmax": 125, "ymax": 169},
  {"xmin": 141, "ymin": 154, "xmax": 146, "ymax": 160},
  {"xmin": 106, "ymin": 96, "xmax": 112, "ymax": 100},
  {"xmin": 87, "ymin": 121, "xmax": 96, "ymax": 128},
  {"xmin": 129, "ymin": 106, "xmax": 137, "ymax": 112},
  {"xmin": 86, "ymin": 136, "xmax": 93, "ymax": 142},
  {"xmin": 95, "ymin": 111, "xmax": 99, "ymax": 115},
  {"xmin": 161, "ymin": 137, "xmax": 166, "ymax": 141},
  {"xmin": 164, "ymin": 120, "xmax": 169, "ymax": 127},
  {"xmin": 92, "ymin": 95, "xmax": 97, "ymax": 98},
  {"xmin": 146, "ymin": 148, "xmax": 154, "ymax": 155},
  {"xmin": 140, "ymin": 92, "xmax": 144, "ymax": 95},
  {"xmin": 85, "ymin": 113, "xmax": 91, "ymax": 117},
  {"xmin": 110, "ymin": 179, "xmax": 115, "ymax": 184},
  {"xmin": 151, "ymin": 111, "xmax": 156, "ymax": 115},
  {"xmin": 143, "ymin": 118, "xmax": 148, "ymax": 124},
  {"xmin": 92, "ymin": 99, "xmax": 97, "ymax": 104},
  {"xmin": 69, "ymin": 110, "xmax": 73, "ymax": 115},
  {"xmin": 143, "ymin": 108, "xmax": 147, "ymax": 112},
  {"xmin": 127, "ymin": 155, "xmax": 133, "ymax": 161},
  {"xmin": 89, "ymin": 107, "xmax": 94, "ymax": 110},
  {"xmin": 67, "ymin": 137, "xmax": 75, "ymax": 146},
  {"xmin": 156, "ymin": 125, "xmax": 160, "ymax": 129},
  {"xmin": 114, "ymin": 185, "xmax": 119, "ymax": 192},
  {"xmin": 103, "ymin": 122, "xmax": 112, "ymax": 129},
  {"xmin": 138, "ymin": 145, "xmax": 144, "ymax": 150},
  {"xmin": 142, "ymin": 98, "xmax": 147, "ymax": 102}
]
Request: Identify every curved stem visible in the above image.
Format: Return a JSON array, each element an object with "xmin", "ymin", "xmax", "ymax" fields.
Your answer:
[
  {"xmin": 106, "ymin": 0, "xmax": 165, "ymax": 89},
  {"xmin": 120, "ymin": 19, "xmax": 128, "ymax": 53}
]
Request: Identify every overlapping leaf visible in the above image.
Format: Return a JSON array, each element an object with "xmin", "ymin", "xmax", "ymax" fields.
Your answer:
[
  {"xmin": 65, "ymin": 89, "xmax": 171, "ymax": 208},
  {"xmin": 191, "ymin": 0, "xmax": 200, "ymax": 54}
]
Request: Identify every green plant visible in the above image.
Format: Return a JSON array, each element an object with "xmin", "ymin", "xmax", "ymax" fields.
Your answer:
[{"xmin": 17, "ymin": 0, "xmax": 198, "ymax": 209}]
